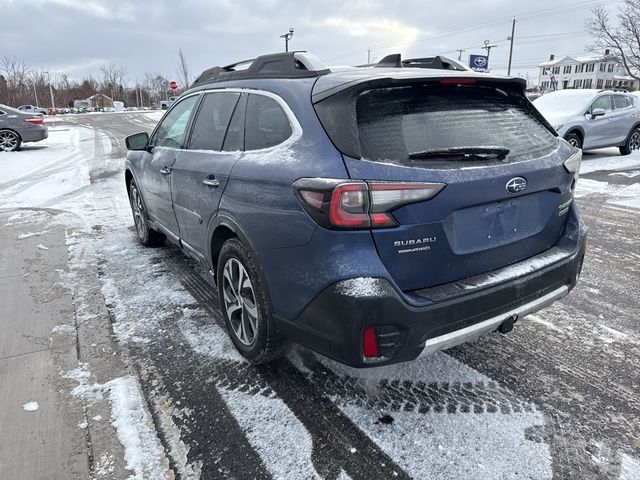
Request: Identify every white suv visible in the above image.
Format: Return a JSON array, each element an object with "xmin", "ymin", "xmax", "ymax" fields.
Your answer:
[{"xmin": 533, "ymin": 89, "xmax": 640, "ymax": 155}]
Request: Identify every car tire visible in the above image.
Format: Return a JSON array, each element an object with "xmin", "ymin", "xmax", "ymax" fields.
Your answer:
[
  {"xmin": 619, "ymin": 127, "xmax": 640, "ymax": 156},
  {"xmin": 565, "ymin": 132, "xmax": 582, "ymax": 149},
  {"xmin": 217, "ymin": 238, "xmax": 288, "ymax": 364},
  {"xmin": 128, "ymin": 180, "xmax": 166, "ymax": 246},
  {"xmin": 0, "ymin": 130, "xmax": 22, "ymax": 152}
]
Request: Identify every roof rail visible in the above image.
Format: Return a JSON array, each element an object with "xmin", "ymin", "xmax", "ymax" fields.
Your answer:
[
  {"xmin": 191, "ymin": 52, "xmax": 330, "ymax": 87},
  {"xmin": 358, "ymin": 53, "xmax": 469, "ymax": 71}
]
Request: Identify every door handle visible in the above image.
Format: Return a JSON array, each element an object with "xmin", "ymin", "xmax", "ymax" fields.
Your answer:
[
  {"xmin": 203, "ymin": 176, "xmax": 220, "ymax": 187},
  {"xmin": 160, "ymin": 166, "xmax": 172, "ymax": 175}
]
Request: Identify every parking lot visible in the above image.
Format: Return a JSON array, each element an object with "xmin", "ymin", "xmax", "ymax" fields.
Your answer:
[{"xmin": 1, "ymin": 112, "xmax": 639, "ymax": 479}]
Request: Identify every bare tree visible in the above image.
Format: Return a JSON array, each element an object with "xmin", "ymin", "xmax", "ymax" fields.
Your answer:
[
  {"xmin": 100, "ymin": 63, "xmax": 128, "ymax": 101},
  {"xmin": 1, "ymin": 56, "xmax": 31, "ymax": 106},
  {"xmin": 145, "ymin": 72, "xmax": 170, "ymax": 105},
  {"xmin": 176, "ymin": 48, "xmax": 191, "ymax": 89},
  {"xmin": 587, "ymin": 0, "xmax": 640, "ymax": 81}
]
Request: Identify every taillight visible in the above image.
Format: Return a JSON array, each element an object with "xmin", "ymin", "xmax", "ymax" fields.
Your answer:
[
  {"xmin": 293, "ymin": 178, "xmax": 445, "ymax": 229},
  {"xmin": 24, "ymin": 117, "xmax": 44, "ymax": 125},
  {"xmin": 329, "ymin": 183, "xmax": 370, "ymax": 228}
]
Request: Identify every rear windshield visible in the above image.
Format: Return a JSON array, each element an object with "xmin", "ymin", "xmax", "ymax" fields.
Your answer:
[{"xmin": 356, "ymin": 85, "xmax": 558, "ymax": 168}]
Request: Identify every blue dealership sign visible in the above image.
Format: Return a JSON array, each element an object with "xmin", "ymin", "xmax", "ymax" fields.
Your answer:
[{"xmin": 469, "ymin": 54, "xmax": 489, "ymax": 72}]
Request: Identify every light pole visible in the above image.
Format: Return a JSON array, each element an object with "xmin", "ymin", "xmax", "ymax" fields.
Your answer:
[
  {"xmin": 280, "ymin": 27, "xmax": 294, "ymax": 52},
  {"xmin": 43, "ymin": 71, "xmax": 55, "ymax": 110},
  {"xmin": 507, "ymin": 18, "xmax": 516, "ymax": 76},
  {"xmin": 481, "ymin": 40, "xmax": 498, "ymax": 70}
]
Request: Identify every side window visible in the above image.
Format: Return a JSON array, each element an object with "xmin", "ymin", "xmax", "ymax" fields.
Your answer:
[
  {"xmin": 222, "ymin": 94, "xmax": 247, "ymax": 152},
  {"xmin": 188, "ymin": 92, "xmax": 240, "ymax": 151},
  {"xmin": 244, "ymin": 94, "xmax": 293, "ymax": 150},
  {"xmin": 590, "ymin": 96, "xmax": 612, "ymax": 113},
  {"xmin": 613, "ymin": 95, "xmax": 630, "ymax": 110},
  {"xmin": 153, "ymin": 95, "xmax": 198, "ymax": 149}
]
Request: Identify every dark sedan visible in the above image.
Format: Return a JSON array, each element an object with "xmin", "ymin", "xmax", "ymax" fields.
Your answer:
[{"xmin": 0, "ymin": 103, "xmax": 48, "ymax": 152}]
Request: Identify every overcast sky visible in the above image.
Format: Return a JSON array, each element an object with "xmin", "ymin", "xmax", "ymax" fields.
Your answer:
[{"xmin": 2, "ymin": 0, "xmax": 625, "ymax": 86}]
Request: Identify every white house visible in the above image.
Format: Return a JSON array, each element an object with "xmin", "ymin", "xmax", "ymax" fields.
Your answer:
[{"xmin": 538, "ymin": 50, "xmax": 639, "ymax": 92}]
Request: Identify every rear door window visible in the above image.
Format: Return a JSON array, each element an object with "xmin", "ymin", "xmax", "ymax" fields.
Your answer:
[
  {"xmin": 356, "ymin": 85, "xmax": 558, "ymax": 167},
  {"xmin": 188, "ymin": 92, "xmax": 240, "ymax": 151},
  {"xmin": 613, "ymin": 95, "xmax": 632, "ymax": 110},
  {"xmin": 244, "ymin": 94, "xmax": 292, "ymax": 150}
]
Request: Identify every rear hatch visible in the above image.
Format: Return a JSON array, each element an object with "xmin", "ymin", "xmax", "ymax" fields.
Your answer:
[{"xmin": 313, "ymin": 73, "xmax": 574, "ymax": 291}]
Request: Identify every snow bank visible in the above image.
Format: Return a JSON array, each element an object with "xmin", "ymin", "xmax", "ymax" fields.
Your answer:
[{"xmin": 64, "ymin": 365, "xmax": 169, "ymax": 480}]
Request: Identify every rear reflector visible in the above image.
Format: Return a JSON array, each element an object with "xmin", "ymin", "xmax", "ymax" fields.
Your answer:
[
  {"xmin": 363, "ymin": 327, "xmax": 380, "ymax": 358},
  {"xmin": 24, "ymin": 117, "xmax": 44, "ymax": 125}
]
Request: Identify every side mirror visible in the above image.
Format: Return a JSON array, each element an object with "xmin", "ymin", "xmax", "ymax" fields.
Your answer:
[
  {"xmin": 125, "ymin": 132, "xmax": 150, "ymax": 151},
  {"xmin": 591, "ymin": 108, "xmax": 606, "ymax": 119}
]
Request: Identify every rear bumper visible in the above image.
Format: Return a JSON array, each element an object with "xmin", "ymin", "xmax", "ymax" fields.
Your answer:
[
  {"xmin": 22, "ymin": 126, "xmax": 48, "ymax": 142},
  {"xmin": 275, "ymin": 206, "xmax": 587, "ymax": 367}
]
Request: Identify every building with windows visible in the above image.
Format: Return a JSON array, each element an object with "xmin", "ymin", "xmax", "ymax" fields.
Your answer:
[{"xmin": 538, "ymin": 50, "xmax": 638, "ymax": 92}]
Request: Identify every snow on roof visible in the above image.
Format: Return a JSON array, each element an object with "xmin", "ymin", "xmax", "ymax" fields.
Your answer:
[
  {"xmin": 538, "ymin": 53, "xmax": 615, "ymax": 68},
  {"xmin": 87, "ymin": 93, "xmax": 113, "ymax": 101}
]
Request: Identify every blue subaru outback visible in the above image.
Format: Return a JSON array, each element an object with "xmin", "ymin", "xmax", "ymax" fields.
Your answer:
[{"xmin": 124, "ymin": 52, "xmax": 587, "ymax": 367}]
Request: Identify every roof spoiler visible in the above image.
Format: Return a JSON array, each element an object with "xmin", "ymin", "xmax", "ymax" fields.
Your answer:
[{"xmin": 358, "ymin": 53, "xmax": 470, "ymax": 72}]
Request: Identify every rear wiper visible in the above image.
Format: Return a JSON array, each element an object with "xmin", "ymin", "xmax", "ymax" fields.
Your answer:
[{"xmin": 408, "ymin": 146, "xmax": 510, "ymax": 160}]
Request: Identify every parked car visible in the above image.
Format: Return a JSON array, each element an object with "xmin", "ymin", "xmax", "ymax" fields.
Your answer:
[
  {"xmin": 0, "ymin": 103, "xmax": 48, "ymax": 151},
  {"xmin": 533, "ymin": 89, "xmax": 640, "ymax": 155},
  {"xmin": 18, "ymin": 104, "xmax": 48, "ymax": 115},
  {"xmin": 124, "ymin": 52, "xmax": 586, "ymax": 367}
]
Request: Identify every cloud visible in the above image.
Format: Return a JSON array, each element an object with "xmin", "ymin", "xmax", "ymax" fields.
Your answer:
[{"xmin": 322, "ymin": 17, "xmax": 420, "ymax": 40}]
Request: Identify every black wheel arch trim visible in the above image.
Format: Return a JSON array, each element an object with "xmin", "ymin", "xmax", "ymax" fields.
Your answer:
[
  {"xmin": 623, "ymin": 122, "xmax": 640, "ymax": 144},
  {"xmin": 207, "ymin": 215, "xmax": 275, "ymax": 318},
  {"xmin": 0, "ymin": 128, "xmax": 22, "ymax": 141},
  {"xmin": 564, "ymin": 127, "xmax": 584, "ymax": 141}
]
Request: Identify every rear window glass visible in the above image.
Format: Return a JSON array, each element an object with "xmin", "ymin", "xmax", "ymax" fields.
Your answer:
[{"xmin": 356, "ymin": 85, "xmax": 558, "ymax": 168}]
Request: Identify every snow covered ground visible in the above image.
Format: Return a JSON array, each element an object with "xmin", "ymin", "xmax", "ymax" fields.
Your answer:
[
  {"xmin": 2, "ymin": 118, "xmax": 639, "ymax": 480},
  {"xmin": 576, "ymin": 149, "xmax": 640, "ymax": 210}
]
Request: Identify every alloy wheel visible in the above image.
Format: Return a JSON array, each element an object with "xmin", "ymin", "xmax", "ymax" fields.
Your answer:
[
  {"xmin": 222, "ymin": 258, "xmax": 258, "ymax": 346},
  {"xmin": 568, "ymin": 138, "xmax": 580, "ymax": 148},
  {"xmin": 0, "ymin": 131, "xmax": 18, "ymax": 151},
  {"xmin": 129, "ymin": 185, "xmax": 146, "ymax": 240},
  {"xmin": 629, "ymin": 131, "xmax": 640, "ymax": 151}
]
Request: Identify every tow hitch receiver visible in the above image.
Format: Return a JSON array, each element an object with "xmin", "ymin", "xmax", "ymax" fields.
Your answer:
[{"xmin": 498, "ymin": 315, "xmax": 518, "ymax": 334}]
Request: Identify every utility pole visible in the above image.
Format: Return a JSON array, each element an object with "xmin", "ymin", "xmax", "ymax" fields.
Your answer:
[
  {"xmin": 481, "ymin": 40, "xmax": 498, "ymax": 67},
  {"xmin": 507, "ymin": 18, "xmax": 516, "ymax": 75},
  {"xmin": 280, "ymin": 28, "xmax": 294, "ymax": 52},
  {"xmin": 456, "ymin": 49, "xmax": 465, "ymax": 61},
  {"xmin": 33, "ymin": 81, "xmax": 39, "ymax": 107},
  {"xmin": 367, "ymin": 48, "xmax": 371, "ymax": 64},
  {"xmin": 44, "ymin": 71, "xmax": 55, "ymax": 110}
]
